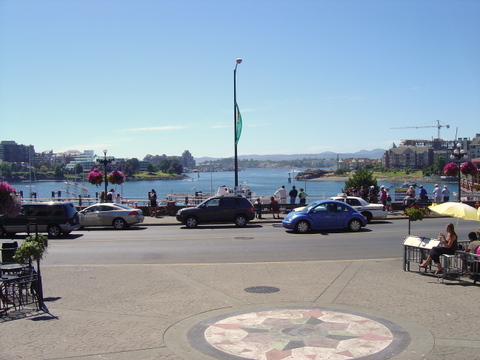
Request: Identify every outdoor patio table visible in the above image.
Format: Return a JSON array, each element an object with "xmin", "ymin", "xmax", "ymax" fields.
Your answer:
[
  {"xmin": 1, "ymin": 274, "xmax": 20, "ymax": 311},
  {"xmin": 1, "ymin": 273, "xmax": 39, "ymax": 312},
  {"xmin": 0, "ymin": 263, "xmax": 29, "ymax": 276}
]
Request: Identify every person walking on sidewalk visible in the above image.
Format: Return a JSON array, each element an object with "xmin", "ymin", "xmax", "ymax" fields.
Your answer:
[
  {"xmin": 385, "ymin": 187, "xmax": 393, "ymax": 213},
  {"xmin": 379, "ymin": 186, "xmax": 387, "ymax": 211}
]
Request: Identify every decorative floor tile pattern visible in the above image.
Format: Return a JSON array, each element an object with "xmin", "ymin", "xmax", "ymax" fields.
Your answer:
[{"xmin": 189, "ymin": 307, "xmax": 410, "ymax": 360}]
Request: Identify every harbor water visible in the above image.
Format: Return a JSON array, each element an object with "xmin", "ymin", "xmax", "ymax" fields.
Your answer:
[{"xmin": 8, "ymin": 168, "xmax": 458, "ymax": 206}]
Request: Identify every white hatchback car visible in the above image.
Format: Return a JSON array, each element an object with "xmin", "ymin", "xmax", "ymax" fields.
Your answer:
[{"xmin": 329, "ymin": 196, "xmax": 388, "ymax": 223}]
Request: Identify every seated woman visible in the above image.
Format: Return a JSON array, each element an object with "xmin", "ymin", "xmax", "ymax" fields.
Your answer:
[
  {"xmin": 462, "ymin": 232, "xmax": 480, "ymax": 274},
  {"xmin": 420, "ymin": 223, "xmax": 458, "ymax": 275}
]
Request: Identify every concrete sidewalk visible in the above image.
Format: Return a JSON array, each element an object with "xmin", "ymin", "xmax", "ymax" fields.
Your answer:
[
  {"xmin": 2, "ymin": 212, "xmax": 476, "ymax": 360},
  {"xmin": 1, "ymin": 257, "xmax": 479, "ymax": 360}
]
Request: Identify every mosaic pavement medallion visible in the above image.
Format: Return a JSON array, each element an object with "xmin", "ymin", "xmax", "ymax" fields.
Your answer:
[{"xmin": 188, "ymin": 307, "xmax": 410, "ymax": 360}]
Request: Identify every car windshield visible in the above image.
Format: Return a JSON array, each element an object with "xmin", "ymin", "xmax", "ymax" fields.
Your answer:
[
  {"xmin": 299, "ymin": 202, "xmax": 321, "ymax": 213},
  {"xmin": 198, "ymin": 198, "xmax": 220, "ymax": 208}
]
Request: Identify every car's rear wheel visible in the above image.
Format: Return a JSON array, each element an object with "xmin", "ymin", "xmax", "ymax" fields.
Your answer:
[
  {"xmin": 348, "ymin": 219, "xmax": 362, "ymax": 232},
  {"xmin": 185, "ymin": 216, "xmax": 198, "ymax": 228},
  {"xmin": 294, "ymin": 220, "xmax": 310, "ymax": 233},
  {"xmin": 48, "ymin": 224, "xmax": 62, "ymax": 238},
  {"xmin": 234, "ymin": 215, "xmax": 248, "ymax": 227},
  {"xmin": 361, "ymin": 212, "xmax": 372, "ymax": 223},
  {"xmin": 113, "ymin": 218, "xmax": 127, "ymax": 230}
]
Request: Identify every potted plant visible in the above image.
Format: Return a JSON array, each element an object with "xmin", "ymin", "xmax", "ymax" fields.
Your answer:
[
  {"xmin": 13, "ymin": 234, "xmax": 49, "ymax": 310},
  {"xmin": 404, "ymin": 205, "xmax": 427, "ymax": 221},
  {"xmin": 13, "ymin": 234, "xmax": 49, "ymax": 265}
]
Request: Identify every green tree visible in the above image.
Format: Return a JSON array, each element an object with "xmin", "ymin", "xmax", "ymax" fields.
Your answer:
[
  {"xmin": 432, "ymin": 156, "xmax": 446, "ymax": 175},
  {"xmin": 53, "ymin": 164, "xmax": 65, "ymax": 179},
  {"xmin": 168, "ymin": 159, "xmax": 183, "ymax": 175},
  {"xmin": 344, "ymin": 167, "xmax": 378, "ymax": 192},
  {"xmin": 126, "ymin": 158, "xmax": 140, "ymax": 173},
  {"xmin": 0, "ymin": 162, "xmax": 13, "ymax": 178},
  {"xmin": 334, "ymin": 168, "xmax": 349, "ymax": 175},
  {"xmin": 146, "ymin": 163, "xmax": 155, "ymax": 174},
  {"xmin": 75, "ymin": 162, "xmax": 84, "ymax": 175}
]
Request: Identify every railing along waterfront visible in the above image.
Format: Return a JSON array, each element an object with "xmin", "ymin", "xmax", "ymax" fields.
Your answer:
[
  {"xmin": 16, "ymin": 191, "xmax": 480, "ymax": 209},
  {"xmin": 18, "ymin": 193, "xmax": 348, "ymax": 208}
]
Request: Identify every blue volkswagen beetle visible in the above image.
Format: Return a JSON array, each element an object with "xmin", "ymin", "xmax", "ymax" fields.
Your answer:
[{"xmin": 282, "ymin": 200, "xmax": 367, "ymax": 233}]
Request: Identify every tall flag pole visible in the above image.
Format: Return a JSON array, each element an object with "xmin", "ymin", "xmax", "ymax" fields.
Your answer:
[{"xmin": 233, "ymin": 58, "xmax": 242, "ymax": 192}]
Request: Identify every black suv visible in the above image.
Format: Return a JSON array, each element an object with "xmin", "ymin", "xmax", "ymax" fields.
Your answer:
[
  {"xmin": 0, "ymin": 202, "xmax": 81, "ymax": 238},
  {"xmin": 176, "ymin": 195, "xmax": 255, "ymax": 228}
]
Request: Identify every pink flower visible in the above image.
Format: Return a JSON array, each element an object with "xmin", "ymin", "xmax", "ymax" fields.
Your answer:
[
  {"xmin": 0, "ymin": 181, "xmax": 16, "ymax": 194},
  {"xmin": 461, "ymin": 161, "xmax": 478, "ymax": 176},
  {"xmin": 443, "ymin": 162, "xmax": 459, "ymax": 176},
  {"xmin": 87, "ymin": 168, "xmax": 104, "ymax": 186},
  {"xmin": 108, "ymin": 170, "xmax": 125, "ymax": 185},
  {"xmin": 0, "ymin": 181, "xmax": 22, "ymax": 217}
]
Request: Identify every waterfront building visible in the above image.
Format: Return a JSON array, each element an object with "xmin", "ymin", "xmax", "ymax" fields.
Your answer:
[
  {"xmin": 382, "ymin": 136, "xmax": 479, "ymax": 170},
  {"xmin": 0, "ymin": 140, "xmax": 35, "ymax": 163},
  {"xmin": 65, "ymin": 150, "xmax": 96, "ymax": 171}
]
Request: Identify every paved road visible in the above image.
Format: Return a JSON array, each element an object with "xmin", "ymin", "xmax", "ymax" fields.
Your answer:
[{"xmin": 1, "ymin": 215, "xmax": 479, "ymax": 360}]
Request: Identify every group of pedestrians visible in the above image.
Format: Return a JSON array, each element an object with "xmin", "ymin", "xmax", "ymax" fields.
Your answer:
[
  {"xmin": 254, "ymin": 185, "xmax": 309, "ymax": 219},
  {"xmin": 272, "ymin": 185, "xmax": 308, "ymax": 205},
  {"xmin": 99, "ymin": 189, "xmax": 121, "ymax": 204},
  {"xmin": 401, "ymin": 183, "xmax": 453, "ymax": 210},
  {"xmin": 432, "ymin": 183, "xmax": 451, "ymax": 203}
]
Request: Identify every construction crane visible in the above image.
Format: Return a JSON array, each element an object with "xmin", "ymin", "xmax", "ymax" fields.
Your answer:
[{"xmin": 391, "ymin": 120, "xmax": 450, "ymax": 139}]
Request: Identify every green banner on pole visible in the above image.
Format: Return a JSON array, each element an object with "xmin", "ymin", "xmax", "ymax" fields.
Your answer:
[{"xmin": 235, "ymin": 103, "xmax": 242, "ymax": 144}]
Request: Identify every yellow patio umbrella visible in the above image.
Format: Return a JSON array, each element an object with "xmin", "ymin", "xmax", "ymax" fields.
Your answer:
[{"xmin": 428, "ymin": 202, "xmax": 480, "ymax": 221}]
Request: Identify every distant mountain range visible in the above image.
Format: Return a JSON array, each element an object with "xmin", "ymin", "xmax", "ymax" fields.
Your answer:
[{"xmin": 196, "ymin": 149, "xmax": 386, "ymax": 163}]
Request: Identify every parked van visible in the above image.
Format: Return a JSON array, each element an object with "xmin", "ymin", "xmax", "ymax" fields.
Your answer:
[{"xmin": 0, "ymin": 202, "xmax": 81, "ymax": 238}]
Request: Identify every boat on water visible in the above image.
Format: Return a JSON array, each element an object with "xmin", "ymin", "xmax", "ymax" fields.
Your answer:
[
  {"xmin": 215, "ymin": 183, "xmax": 253, "ymax": 198},
  {"xmin": 440, "ymin": 176, "xmax": 458, "ymax": 182}
]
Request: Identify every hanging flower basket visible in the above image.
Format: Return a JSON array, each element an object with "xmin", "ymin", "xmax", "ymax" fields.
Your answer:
[
  {"xmin": 404, "ymin": 205, "xmax": 427, "ymax": 221},
  {"xmin": 443, "ymin": 162, "xmax": 459, "ymax": 177},
  {"xmin": 108, "ymin": 170, "xmax": 125, "ymax": 185},
  {"xmin": 87, "ymin": 168, "xmax": 104, "ymax": 186},
  {"xmin": 461, "ymin": 161, "xmax": 478, "ymax": 176},
  {"xmin": 0, "ymin": 181, "xmax": 22, "ymax": 217}
]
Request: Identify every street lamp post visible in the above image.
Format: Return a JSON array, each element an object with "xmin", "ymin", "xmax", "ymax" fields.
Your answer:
[
  {"xmin": 96, "ymin": 149, "xmax": 116, "ymax": 199},
  {"xmin": 450, "ymin": 143, "xmax": 467, "ymax": 202},
  {"xmin": 233, "ymin": 58, "xmax": 242, "ymax": 193}
]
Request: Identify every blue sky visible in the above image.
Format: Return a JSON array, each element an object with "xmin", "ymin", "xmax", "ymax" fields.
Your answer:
[{"xmin": 1, "ymin": 0, "xmax": 479, "ymax": 161}]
